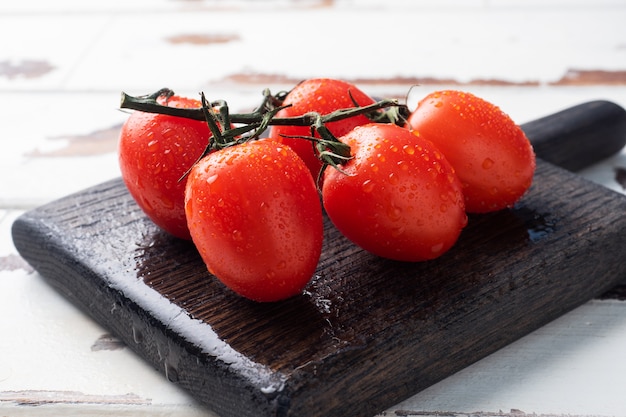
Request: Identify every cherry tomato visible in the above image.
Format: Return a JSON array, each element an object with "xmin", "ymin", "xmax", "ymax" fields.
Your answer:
[
  {"xmin": 322, "ymin": 123, "xmax": 467, "ymax": 262},
  {"xmin": 407, "ymin": 90, "xmax": 536, "ymax": 213},
  {"xmin": 185, "ymin": 140, "xmax": 323, "ymax": 302},
  {"xmin": 118, "ymin": 95, "xmax": 211, "ymax": 240},
  {"xmin": 269, "ymin": 78, "xmax": 376, "ymax": 179}
]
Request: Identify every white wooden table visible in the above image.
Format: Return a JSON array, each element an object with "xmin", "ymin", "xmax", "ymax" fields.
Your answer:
[{"xmin": 2, "ymin": 1, "xmax": 626, "ymax": 416}]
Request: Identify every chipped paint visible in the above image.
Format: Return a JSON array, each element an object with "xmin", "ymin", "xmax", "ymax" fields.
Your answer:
[
  {"xmin": 0, "ymin": 390, "xmax": 150, "ymax": 406},
  {"xmin": 166, "ymin": 33, "xmax": 240, "ymax": 45},
  {"xmin": 28, "ymin": 124, "xmax": 122, "ymax": 157},
  {"xmin": 91, "ymin": 334, "xmax": 126, "ymax": 351},
  {"xmin": 551, "ymin": 69, "xmax": 626, "ymax": 86},
  {"xmin": 0, "ymin": 254, "xmax": 33, "ymax": 273},
  {"xmin": 219, "ymin": 72, "xmax": 542, "ymax": 87},
  {"xmin": 0, "ymin": 60, "xmax": 55, "ymax": 79},
  {"xmin": 220, "ymin": 69, "xmax": 626, "ymax": 88}
]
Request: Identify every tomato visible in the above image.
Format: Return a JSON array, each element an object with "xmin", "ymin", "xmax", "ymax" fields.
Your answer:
[
  {"xmin": 185, "ymin": 140, "xmax": 323, "ymax": 302},
  {"xmin": 269, "ymin": 78, "xmax": 376, "ymax": 179},
  {"xmin": 322, "ymin": 123, "xmax": 467, "ymax": 262},
  {"xmin": 118, "ymin": 95, "xmax": 211, "ymax": 240},
  {"xmin": 407, "ymin": 90, "xmax": 536, "ymax": 213}
]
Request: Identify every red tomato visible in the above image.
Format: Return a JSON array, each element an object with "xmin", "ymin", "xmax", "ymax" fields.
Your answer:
[
  {"xmin": 185, "ymin": 140, "xmax": 323, "ymax": 302},
  {"xmin": 118, "ymin": 95, "xmax": 211, "ymax": 240},
  {"xmin": 269, "ymin": 78, "xmax": 376, "ymax": 179},
  {"xmin": 407, "ymin": 90, "xmax": 536, "ymax": 213},
  {"xmin": 322, "ymin": 123, "xmax": 467, "ymax": 262}
]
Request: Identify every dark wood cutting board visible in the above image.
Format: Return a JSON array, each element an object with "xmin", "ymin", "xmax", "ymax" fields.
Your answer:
[{"xmin": 12, "ymin": 101, "xmax": 626, "ymax": 417}]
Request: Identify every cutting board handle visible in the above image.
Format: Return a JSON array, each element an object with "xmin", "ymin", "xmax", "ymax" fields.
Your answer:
[{"xmin": 522, "ymin": 100, "xmax": 626, "ymax": 171}]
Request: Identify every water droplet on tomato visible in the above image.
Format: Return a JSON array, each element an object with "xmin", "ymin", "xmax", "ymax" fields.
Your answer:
[
  {"xmin": 482, "ymin": 157, "xmax": 495, "ymax": 169},
  {"xmin": 391, "ymin": 226, "xmax": 405, "ymax": 238},
  {"xmin": 225, "ymin": 155, "xmax": 237, "ymax": 165},
  {"xmin": 362, "ymin": 180, "xmax": 375, "ymax": 193},
  {"xmin": 403, "ymin": 145, "xmax": 415, "ymax": 155},
  {"xmin": 276, "ymin": 146, "xmax": 288, "ymax": 157},
  {"xmin": 386, "ymin": 204, "xmax": 402, "ymax": 221},
  {"xmin": 388, "ymin": 172, "xmax": 399, "ymax": 185},
  {"xmin": 431, "ymin": 242, "xmax": 444, "ymax": 254},
  {"xmin": 162, "ymin": 127, "xmax": 175, "ymax": 138},
  {"xmin": 434, "ymin": 101, "xmax": 443, "ymax": 108},
  {"xmin": 232, "ymin": 230, "xmax": 243, "ymax": 241},
  {"xmin": 147, "ymin": 139, "xmax": 159, "ymax": 152},
  {"xmin": 206, "ymin": 174, "xmax": 218, "ymax": 184},
  {"xmin": 161, "ymin": 195, "xmax": 174, "ymax": 209}
]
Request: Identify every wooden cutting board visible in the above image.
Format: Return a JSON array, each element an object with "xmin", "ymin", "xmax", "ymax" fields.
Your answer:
[{"xmin": 12, "ymin": 101, "xmax": 626, "ymax": 417}]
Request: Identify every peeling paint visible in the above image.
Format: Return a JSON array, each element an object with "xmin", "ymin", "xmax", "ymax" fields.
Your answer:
[
  {"xmin": 551, "ymin": 69, "xmax": 626, "ymax": 86},
  {"xmin": 166, "ymin": 33, "xmax": 240, "ymax": 45},
  {"xmin": 0, "ymin": 390, "xmax": 150, "ymax": 406},
  {"xmin": 0, "ymin": 254, "xmax": 33, "ymax": 273},
  {"xmin": 0, "ymin": 59, "xmax": 55, "ymax": 79},
  {"xmin": 219, "ymin": 72, "xmax": 541, "ymax": 87},
  {"xmin": 219, "ymin": 68, "xmax": 626, "ymax": 88},
  {"xmin": 28, "ymin": 124, "xmax": 122, "ymax": 157}
]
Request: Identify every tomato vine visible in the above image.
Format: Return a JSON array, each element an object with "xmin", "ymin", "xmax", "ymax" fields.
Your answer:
[{"xmin": 120, "ymin": 87, "xmax": 410, "ymax": 180}]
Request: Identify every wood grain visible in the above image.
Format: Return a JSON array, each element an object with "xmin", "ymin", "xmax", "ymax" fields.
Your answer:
[{"xmin": 11, "ymin": 158, "xmax": 626, "ymax": 417}]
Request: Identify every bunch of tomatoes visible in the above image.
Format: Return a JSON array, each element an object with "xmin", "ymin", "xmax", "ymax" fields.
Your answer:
[{"xmin": 118, "ymin": 79, "xmax": 536, "ymax": 302}]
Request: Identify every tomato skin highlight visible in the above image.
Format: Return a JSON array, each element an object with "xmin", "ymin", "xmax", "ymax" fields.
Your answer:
[
  {"xmin": 322, "ymin": 123, "xmax": 467, "ymax": 262},
  {"xmin": 118, "ymin": 96, "xmax": 211, "ymax": 239},
  {"xmin": 269, "ymin": 78, "xmax": 376, "ymax": 179},
  {"xmin": 184, "ymin": 140, "xmax": 323, "ymax": 302},
  {"xmin": 407, "ymin": 90, "xmax": 536, "ymax": 213}
]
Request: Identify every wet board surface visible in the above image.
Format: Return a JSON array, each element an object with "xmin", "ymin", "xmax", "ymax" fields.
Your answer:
[{"xmin": 11, "ymin": 102, "xmax": 626, "ymax": 417}]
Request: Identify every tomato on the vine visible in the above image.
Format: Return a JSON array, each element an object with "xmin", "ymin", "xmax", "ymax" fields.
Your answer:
[
  {"xmin": 269, "ymin": 78, "xmax": 376, "ymax": 179},
  {"xmin": 322, "ymin": 123, "xmax": 467, "ymax": 262},
  {"xmin": 407, "ymin": 90, "xmax": 536, "ymax": 213},
  {"xmin": 185, "ymin": 139, "xmax": 323, "ymax": 302},
  {"xmin": 118, "ymin": 95, "xmax": 211, "ymax": 239}
]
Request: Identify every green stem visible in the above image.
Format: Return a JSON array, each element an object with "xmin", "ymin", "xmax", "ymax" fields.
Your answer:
[
  {"xmin": 120, "ymin": 88, "xmax": 409, "ymax": 183},
  {"xmin": 119, "ymin": 89, "xmax": 406, "ymax": 128}
]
